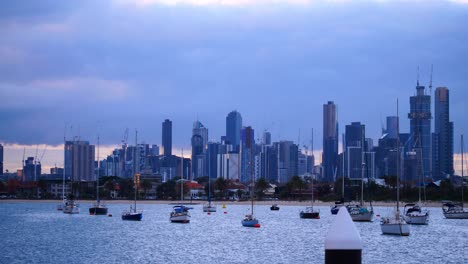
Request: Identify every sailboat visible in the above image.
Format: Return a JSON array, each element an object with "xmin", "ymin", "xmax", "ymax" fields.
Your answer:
[
  {"xmin": 242, "ymin": 144, "xmax": 260, "ymax": 227},
  {"xmin": 89, "ymin": 136, "xmax": 108, "ymax": 215},
  {"xmin": 122, "ymin": 130, "xmax": 143, "ymax": 221},
  {"xmin": 331, "ymin": 166, "xmax": 344, "ymax": 215},
  {"xmin": 301, "ymin": 129, "xmax": 320, "ymax": 219},
  {"xmin": 404, "ymin": 137, "xmax": 429, "ymax": 224},
  {"xmin": 170, "ymin": 149, "xmax": 192, "ymax": 223},
  {"xmin": 347, "ymin": 156, "xmax": 373, "ymax": 222},
  {"xmin": 203, "ymin": 157, "xmax": 216, "ymax": 212},
  {"xmin": 442, "ymin": 134, "xmax": 468, "ymax": 219},
  {"xmin": 63, "ymin": 138, "xmax": 80, "ymax": 214},
  {"xmin": 380, "ymin": 99, "xmax": 410, "ymax": 236}
]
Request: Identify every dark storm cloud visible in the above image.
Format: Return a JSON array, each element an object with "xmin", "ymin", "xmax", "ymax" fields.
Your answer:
[{"xmin": 0, "ymin": 0, "xmax": 467, "ymax": 151}]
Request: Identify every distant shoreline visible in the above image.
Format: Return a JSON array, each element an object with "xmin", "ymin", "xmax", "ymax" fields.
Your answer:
[{"xmin": 0, "ymin": 199, "xmax": 447, "ymax": 207}]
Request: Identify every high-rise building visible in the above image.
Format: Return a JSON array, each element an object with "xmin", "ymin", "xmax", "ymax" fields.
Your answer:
[
  {"xmin": 192, "ymin": 121, "xmax": 208, "ymax": 179},
  {"xmin": 262, "ymin": 131, "xmax": 271, "ymax": 145},
  {"xmin": 240, "ymin": 126, "xmax": 255, "ymax": 183},
  {"xmin": 385, "ymin": 116, "xmax": 399, "ymax": 139},
  {"xmin": 433, "ymin": 87, "xmax": 454, "ymax": 180},
  {"xmin": 276, "ymin": 141, "xmax": 298, "ymax": 183},
  {"xmin": 151, "ymin": 145, "xmax": 160, "ymax": 156},
  {"xmin": 408, "ymin": 83, "xmax": 432, "ymax": 181},
  {"xmin": 322, "ymin": 101, "xmax": 339, "ymax": 182},
  {"xmin": 65, "ymin": 141, "xmax": 95, "ymax": 181},
  {"xmin": 0, "ymin": 144, "xmax": 3, "ymax": 175},
  {"xmin": 207, "ymin": 142, "xmax": 221, "ymax": 179},
  {"xmin": 162, "ymin": 119, "xmax": 172, "ymax": 157},
  {"xmin": 226, "ymin": 111, "xmax": 242, "ymax": 151},
  {"xmin": 23, "ymin": 157, "xmax": 41, "ymax": 182},
  {"xmin": 345, "ymin": 122, "xmax": 366, "ymax": 179},
  {"xmin": 217, "ymin": 152, "xmax": 239, "ymax": 180}
]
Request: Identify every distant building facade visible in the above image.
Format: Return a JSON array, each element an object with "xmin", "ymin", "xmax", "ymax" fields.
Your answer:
[
  {"xmin": 162, "ymin": 119, "xmax": 172, "ymax": 157},
  {"xmin": 65, "ymin": 140, "xmax": 95, "ymax": 182},
  {"xmin": 433, "ymin": 87, "xmax": 454, "ymax": 180},
  {"xmin": 226, "ymin": 111, "xmax": 242, "ymax": 151},
  {"xmin": 322, "ymin": 101, "xmax": 339, "ymax": 182}
]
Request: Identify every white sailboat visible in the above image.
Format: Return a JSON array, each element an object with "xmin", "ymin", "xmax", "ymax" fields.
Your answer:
[
  {"xmin": 203, "ymin": 156, "xmax": 216, "ymax": 213},
  {"xmin": 380, "ymin": 99, "xmax": 410, "ymax": 236},
  {"xmin": 242, "ymin": 143, "xmax": 260, "ymax": 227},
  {"xmin": 170, "ymin": 149, "xmax": 191, "ymax": 223},
  {"xmin": 443, "ymin": 134, "xmax": 468, "ymax": 219},
  {"xmin": 347, "ymin": 160, "xmax": 373, "ymax": 222},
  {"xmin": 63, "ymin": 138, "xmax": 79, "ymax": 214},
  {"xmin": 300, "ymin": 129, "xmax": 320, "ymax": 219},
  {"xmin": 404, "ymin": 137, "xmax": 429, "ymax": 225}
]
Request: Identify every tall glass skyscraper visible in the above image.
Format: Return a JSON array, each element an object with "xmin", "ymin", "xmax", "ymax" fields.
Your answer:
[
  {"xmin": 240, "ymin": 126, "xmax": 254, "ymax": 183},
  {"xmin": 433, "ymin": 87, "xmax": 454, "ymax": 180},
  {"xmin": 322, "ymin": 101, "xmax": 339, "ymax": 182},
  {"xmin": 408, "ymin": 83, "xmax": 432, "ymax": 181},
  {"xmin": 345, "ymin": 122, "xmax": 365, "ymax": 179},
  {"xmin": 162, "ymin": 119, "xmax": 172, "ymax": 157},
  {"xmin": 226, "ymin": 111, "xmax": 242, "ymax": 151}
]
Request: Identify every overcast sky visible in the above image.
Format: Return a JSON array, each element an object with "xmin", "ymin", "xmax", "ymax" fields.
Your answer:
[{"xmin": 1, "ymin": 0, "xmax": 467, "ymax": 171}]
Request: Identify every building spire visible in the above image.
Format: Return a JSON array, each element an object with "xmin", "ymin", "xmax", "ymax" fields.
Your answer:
[
  {"xmin": 429, "ymin": 64, "xmax": 433, "ymax": 94},
  {"xmin": 417, "ymin": 65, "xmax": 420, "ymax": 87}
]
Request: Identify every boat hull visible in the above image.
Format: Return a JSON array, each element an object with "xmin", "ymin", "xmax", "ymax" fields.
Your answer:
[
  {"xmin": 89, "ymin": 207, "xmax": 108, "ymax": 215},
  {"xmin": 270, "ymin": 206, "xmax": 280, "ymax": 211},
  {"xmin": 404, "ymin": 214, "xmax": 429, "ymax": 224},
  {"xmin": 203, "ymin": 205, "xmax": 217, "ymax": 212},
  {"xmin": 380, "ymin": 222, "xmax": 410, "ymax": 236},
  {"xmin": 63, "ymin": 206, "xmax": 80, "ymax": 214},
  {"xmin": 443, "ymin": 211, "xmax": 468, "ymax": 219},
  {"xmin": 350, "ymin": 211, "xmax": 373, "ymax": 222},
  {"xmin": 300, "ymin": 212, "xmax": 320, "ymax": 219},
  {"xmin": 122, "ymin": 212, "xmax": 143, "ymax": 221},
  {"xmin": 241, "ymin": 219, "xmax": 259, "ymax": 227},
  {"xmin": 170, "ymin": 214, "xmax": 190, "ymax": 223},
  {"xmin": 330, "ymin": 205, "xmax": 341, "ymax": 215}
]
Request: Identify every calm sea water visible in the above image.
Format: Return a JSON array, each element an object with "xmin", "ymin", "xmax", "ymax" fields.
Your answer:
[{"xmin": 1, "ymin": 202, "xmax": 467, "ymax": 264}]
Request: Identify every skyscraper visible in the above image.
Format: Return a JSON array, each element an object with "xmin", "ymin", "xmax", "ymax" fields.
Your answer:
[
  {"xmin": 226, "ymin": 111, "xmax": 242, "ymax": 151},
  {"xmin": 409, "ymin": 82, "xmax": 432, "ymax": 181},
  {"xmin": 345, "ymin": 122, "xmax": 365, "ymax": 179},
  {"xmin": 65, "ymin": 140, "xmax": 95, "ymax": 181},
  {"xmin": 385, "ymin": 116, "xmax": 399, "ymax": 139},
  {"xmin": 192, "ymin": 120, "xmax": 208, "ymax": 179},
  {"xmin": 433, "ymin": 87, "xmax": 454, "ymax": 180},
  {"xmin": 323, "ymin": 101, "xmax": 339, "ymax": 182},
  {"xmin": 240, "ymin": 126, "xmax": 255, "ymax": 183},
  {"xmin": 262, "ymin": 130, "xmax": 271, "ymax": 145},
  {"xmin": 162, "ymin": 119, "xmax": 172, "ymax": 157}
]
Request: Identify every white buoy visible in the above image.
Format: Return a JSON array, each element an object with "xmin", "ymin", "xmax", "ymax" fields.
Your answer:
[{"xmin": 325, "ymin": 206, "xmax": 362, "ymax": 264}]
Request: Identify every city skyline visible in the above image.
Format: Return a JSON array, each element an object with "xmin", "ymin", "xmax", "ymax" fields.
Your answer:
[{"xmin": 1, "ymin": 1, "xmax": 467, "ymax": 174}]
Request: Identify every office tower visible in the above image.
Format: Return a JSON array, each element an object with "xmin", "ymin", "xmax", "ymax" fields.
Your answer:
[
  {"xmin": 0, "ymin": 144, "xmax": 3, "ymax": 175},
  {"xmin": 162, "ymin": 119, "xmax": 172, "ymax": 157},
  {"xmin": 23, "ymin": 157, "xmax": 41, "ymax": 182},
  {"xmin": 409, "ymin": 82, "xmax": 432, "ymax": 181},
  {"xmin": 345, "ymin": 122, "xmax": 365, "ymax": 179},
  {"xmin": 276, "ymin": 141, "xmax": 298, "ymax": 183},
  {"xmin": 433, "ymin": 87, "xmax": 454, "ymax": 180},
  {"xmin": 262, "ymin": 131, "xmax": 271, "ymax": 145},
  {"xmin": 192, "ymin": 121, "xmax": 208, "ymax": 179},
  {"xmin": 207, "ymin": 142, "xmax": 220, "ymax": 179},
  {"xmin": 385, "ymin": 116, "xmax": 399, "ymax": 139},
  {"xmin": 240, "ymin": 126, "xmax": 255, "ymax": 183},
  {"xmin": 151, "ymin": 145, "xmax": 160, "ymax": 156},
  {"xmin": 226, "ymin": 111, "xmax": 242, "ymax": 151},
  {"xmin": 217, "ymin": 152, "xmax": 239, "ymax": 180},
  {"xmin": 322, "ymin": 101, "xmax": 339, "ymax": 182},
  {"xmin": 65, "ymin": 141, "xmax": 95, "ymax": 181}
]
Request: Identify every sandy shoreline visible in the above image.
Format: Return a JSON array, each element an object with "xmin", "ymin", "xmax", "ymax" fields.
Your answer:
[{"xmin": 0, "ymin": 199, "xmax": 446, "ymax": 207}]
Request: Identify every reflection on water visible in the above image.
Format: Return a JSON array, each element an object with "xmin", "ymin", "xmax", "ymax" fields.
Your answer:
[{"xmin": 1, "ymin": 203, "xmax": 467, "ymax": 264}]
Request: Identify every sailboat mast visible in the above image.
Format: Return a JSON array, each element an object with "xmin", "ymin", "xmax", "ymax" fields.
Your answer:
[
  {"xmin": 134, "ymin": 130, "xmax": 138, "ymax": 212},
  {"xmin": 461, "ymin": 135, "xmax": 464, "ymax": 207},
  {"xmin": 181, "ymin": 149, "xmax": 184, "ymax": 202},
  {"xmin": 97, "ymin": 135, "xmax": 100, "ymax": 205},
  {"xmin": 311, "ymin": 128, "xmax": 314, "ymax": 206},
  {"xmin": 63, "ymin": 133, "xmax": 66, "ymax": 201},
  {"xmin": 342, "ymin": 134, "xmax": 345, "ymax": 200},
  {"xmin": 250, "ymin": 145, "xmax": 254, "ymax": 216},
  {"xmin": 396, "ymin": 99, "xmax": 400, "ymax": 213}
]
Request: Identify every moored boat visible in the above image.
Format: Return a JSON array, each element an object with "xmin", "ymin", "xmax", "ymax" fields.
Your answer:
[
  {"xmin": 300, "ymin": 206, "xmax": 320, "ymax": 219},
  {"xmin": 270, "ymin": 204, "xmax": 280, "ymax": 211},
  {"xmin": 404, "ymin": 203, "xmax": 429, "ymax": 224},
  {"xmin": 170, "ymin": 205, "xmax": 191, "ymax": 223}
]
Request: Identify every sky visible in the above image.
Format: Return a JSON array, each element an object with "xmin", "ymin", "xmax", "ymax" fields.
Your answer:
[{"xmin": 1, "ymin": 0, "xmax": 467, "ymax": 172}]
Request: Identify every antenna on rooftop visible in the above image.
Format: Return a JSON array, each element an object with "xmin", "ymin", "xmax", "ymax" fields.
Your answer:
[
  {"xmin": 417, "ymin": 66, "xmax": 420, "ymax": 87},
  {"xmin": 429, "ymin": 64, "xmax": 433, "ymax": 94}
]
